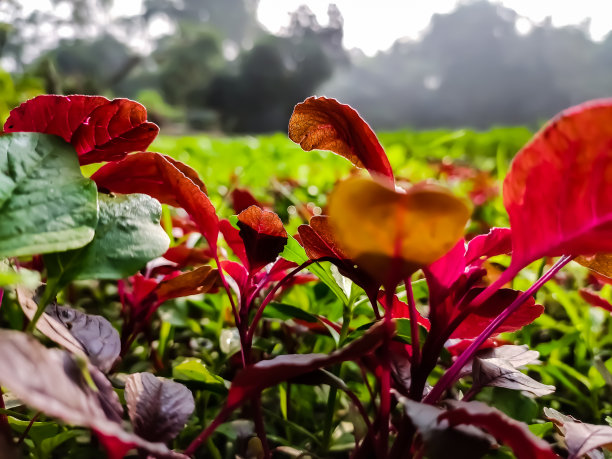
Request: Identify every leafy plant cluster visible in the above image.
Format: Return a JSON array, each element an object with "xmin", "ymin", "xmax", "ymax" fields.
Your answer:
[{"xmin": 1, "ymin": 94, "xmax": 612, "ymax": 459}]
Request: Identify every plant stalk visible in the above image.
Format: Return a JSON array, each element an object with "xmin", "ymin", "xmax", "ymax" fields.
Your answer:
[{"xmin": 424, "ymin": 255, "xmax": 573, "ymax": 404}]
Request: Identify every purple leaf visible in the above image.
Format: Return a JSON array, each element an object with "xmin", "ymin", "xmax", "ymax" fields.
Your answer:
[
  {"xmin": 545, "ymin": 407, "xmax": 612, "ymax": 459},
  {"xmin": 440, "ymin": 401, "xmax": 557, "ymax": 459},
  {"xmin": 397, "ymin": 395, "xmax": 494, "ymax": 459},
  {"xmin": 125, "ymin": 373, "xmax": 195, "ymax": 443},
  {"xmin": 0, "ymin": 330, "xmax": 184, "ymax": 458},
  {"xmin": 16, "ymin": 287, "xmax": 120, "ymax": 372},
  {"xmin": 472, "ymin": 353, "xmax": 555, "ymax": 397}
]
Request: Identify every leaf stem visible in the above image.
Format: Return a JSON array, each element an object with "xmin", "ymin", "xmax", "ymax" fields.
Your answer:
[
  {"xmin": 25, "ymin": 280, "xmax": 58, "ymax": 333},
  {"xmin": 213, "ymin": 254, "xmax": 245, "ymax": 367},
  {"xmin": 245, "ymin": 259, "xmax": 316, "ymax": 345},
  {"xmin": 424, "ymin": 255, "xmax": 573, "ymax": 404},
  {"xmin": 404, "ymin": 279, "xmax": 420, "ymax": 368}
]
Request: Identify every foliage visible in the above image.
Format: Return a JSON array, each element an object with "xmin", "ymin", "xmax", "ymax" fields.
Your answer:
[{"xmin": 2, "ymin": 93, "xmax": 612, "ymax": 459}]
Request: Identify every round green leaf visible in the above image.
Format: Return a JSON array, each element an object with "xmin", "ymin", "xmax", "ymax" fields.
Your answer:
[
  {"xmin": 0, "ymin": 132, "xmax": 98, "ymax": 257},
  {"xmin": 45, "ymin": 193, "xmax": 170, "ymax": 283}
]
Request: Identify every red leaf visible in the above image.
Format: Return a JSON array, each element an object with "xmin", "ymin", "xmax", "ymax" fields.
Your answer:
[
  {"xmin": 424, "ymin": 240, "xmax": 467, "ymax": 307},
  {"xmin": 154, "ymin": 266, "xmax": 219, "ymax": 303},
  {"xmin": 225, "ymin": 320, "xmax": 394, "ymax": 411},
  {"xmin": 219, "ymin": 219, "xmax": 248, "ymax": 266},
  {"xmin": 288, "ymin": 97, "xmax": 394, "ymax": 183},
  {"xmin": 93, "ymin": 153, "xmax": 219, "ymax": 249},
  {"xmin": 298, "ymin": 216, "xmax": 380, "ymax": 295},
  {"xmin": 91, "ymin": 152, "xmax": 207, "ymax": 207},
  {"xmin": 5, "ymin": 95, "xmax": 158, "ymax": 165},
  {"xmin": 230, "ymin": 188, "xmax": 263, "ymax": 214},
  {"xmin": 441, "ymin": 401, "xmax": 557, "ymax": 459},
  {"xmin": 451, "ymin": 288, "xmax": 544, "ymax": 339},
  {"xmin": 504, "ymin": 99, "xmax": 612, "ymax": 272},
  {"xmin": 237, "ymin": 206, "xmax": 288, "ymax": 274},
  {"xmin": 465, "ymin": 227, "xmax": 512, "ymax": 266},
  {"xmin": 377, "ymin": 291, "xmax": 431, "ymax": 328},
  {"xmin": 579, "ymin": 288, "xmax": 612, "ymax": 313},
  {"xmin": 163, "ymin": 244, "xmax": 211, "ymax": 268}
]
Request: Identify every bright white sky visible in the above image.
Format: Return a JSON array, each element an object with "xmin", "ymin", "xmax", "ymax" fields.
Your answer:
[
  {"xmin": 257, "ymin": 0, "xmax": 612, "ymax": 55},
  {"xmin": 17, "ymin": 0, "xmax": 612, "ymax": 57}
]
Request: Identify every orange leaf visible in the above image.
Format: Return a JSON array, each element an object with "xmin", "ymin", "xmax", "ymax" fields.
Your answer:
[
  {"xmin": 328, "ymin": 178, "xmax": 470, "ymax": 288},
  {"xmin": 575, "ymin": 254, "xmax": 612, "ymax": 279},
  {"xmin": 155, "ymin": 266, "xmax": 219, "ymax": 302},
  {"xmin": 237, "ymin": 206, "xmax": 288, "ymax": 273},
  {"xmin": 288, "ymin": 97, "xmax": 394, "ymax": 182}
]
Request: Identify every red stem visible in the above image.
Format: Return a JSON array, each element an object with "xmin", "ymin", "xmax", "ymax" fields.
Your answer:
[
  {"xmin": 16, "ymin": 412, "xmax": 40, "ymax": 445},
  {"xmin": 245, "ymin": 259, "xmax": 316, "ymax": 345},
  {"xmin": 214, "ymin": 254, "xmax": 246, "ymax": 367},
  {"xmin": 184, "ymin": 407, "xmax": 231, "ymax": 456},
  {"xmin": 376, "ymin": 287, "xmax": 394, "ymax": 457},
  {"xmin": 424, "ymin": 255, "xmax": 573, "ymax": 404},
  {"xmin": 404, "ymin": 279, "xmax": 420, "ymax": 368}
]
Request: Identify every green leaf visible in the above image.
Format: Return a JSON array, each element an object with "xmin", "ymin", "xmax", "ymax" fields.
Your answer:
[
  {"xmin": 40, "ymin": 430, "xmax": 83, "ymax": 459},
  {"xmin": 7, "ymin": 416, "xmax": 59, "ymax": 444},
  {"xmin": 0, "ymin": 132, "xmax": 98, "ymax": 257},
  {"xmin": 44, "ymin": 193, "xmax": 170, "ymax": 285},
  {"xmin": 173, "ymin": 358, "xmax": 228, "ymax": 394},
  {"xmin": 264, "ymin": 302, "xmax": 319, "ymax": 323},
  {"xmin": 281, "ymin": 235, "xmax": 348, "ymax": 303},
  {"xmin": 528, "ymin": 422, "xmax": 553, "ymax": 438},
  {"xmin": 394, "ymin": 318, "xmax": 428, "ymax": 345}
]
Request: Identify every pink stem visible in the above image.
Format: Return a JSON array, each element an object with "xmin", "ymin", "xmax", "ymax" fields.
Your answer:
[{"xmin": 424, "ymin": 255, "xmax": 573, "ymax": 404}]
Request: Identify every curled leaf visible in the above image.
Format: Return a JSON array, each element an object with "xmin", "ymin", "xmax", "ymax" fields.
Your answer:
[
  {"xmin": 441, "ymin": 401, "xmax": 557, "ymax": 459},
  {"xmin": 504, "ymin": 99, "xmax": 612, "ymax": 272},
  {"xmin": 237, "ymin": 206, "xmax": 288, "ymax": 273},
  {"xmin": 545, "ymin": 407, "xmax": 612, "ymax": 459},
  {"xmin": 5, "ymin": 95, "xmax": 158, "ymax": 165},
  {"xmin": 91, "ymin": 152, "xmax": 207, "ymax": 206},
  {"xmin": 289, "ymin": 96, "xmax": 394, "ymax": 182},
  {"xmin": 328, "ymin": 177, "xmax": 470, "ymax": 288},
  {"xmin": 125, "ymin": 373, "xmax": 195, "ymax": 443},
  {"xmin": 16, "ymin": 287, "xmax": 120, "ymax": 373}
]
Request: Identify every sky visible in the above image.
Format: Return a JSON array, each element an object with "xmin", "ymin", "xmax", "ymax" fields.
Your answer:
[
  {"xmin": 257, "ymin": 0, "xmax": 612, "ymax": 55},
  {"xmin": 15, "ymin": 0, "xmax": 612, "ymax": 57}
]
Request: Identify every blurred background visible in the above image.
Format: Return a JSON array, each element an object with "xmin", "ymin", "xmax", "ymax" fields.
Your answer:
[{"xmin": 1, "ymin": 0, "xmax": 611, "ymax": 133}]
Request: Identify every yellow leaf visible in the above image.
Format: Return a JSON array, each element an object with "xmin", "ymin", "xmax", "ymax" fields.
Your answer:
[{"xmin": 328, "ymin": 178, "xmax": 470, "ymax": 287}]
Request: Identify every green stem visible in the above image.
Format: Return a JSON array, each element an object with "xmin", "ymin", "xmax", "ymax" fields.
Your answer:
[{"xmin": 26, "ymin": 280, "xmax": 58, "ymax": 333}]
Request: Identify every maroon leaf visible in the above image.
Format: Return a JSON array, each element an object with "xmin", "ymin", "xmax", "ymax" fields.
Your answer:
[
  {"xmin": 93, "ymin": 153, "xmax": 219, "ymax": 249},
  {"xmin": 237, "ymin": 205, "xmax": 288, "ymax": 274},
  {"xmin": 225, "ymin": 320, "xmax": 394, "ymax": 411},
  {"xmin": 163, "ymin": 244, "xmax": 211, "ymax": 268},
  {"xmin": 5, "ymin": 95, "xmax": 158, "ymax": 165},
  {"xmin": 125, "ymin": 372, "xmax": 195, "ymax": 443},
  {"xmin": 0, "ymin": 330, "xmax": 183, "ymax": 458},
  {"xmin": 465, "ymin": 227, "xmax": 512, "ymax": 266},
  {"xmin": 288, "ymin": 96, "xmax": 394, "ymax": 182},
  {"xmin": 230, "ymin": 188, "xmax": 263, "ymax": 214},
  {"xmin": 579, "ymin": 288, "xmax": 612, "ymax": 313},
  {"xmin": 298, "ymin": 215, "xmax": 379, "ymax": 295},
  {"xmin": 440, "ymin": 401, "xmax": 557, "ymax": 459},
  {"xmin": 16, "ymin": 287, "xmax": 120, "ymax": 372},
  {"xmin": 397, "ymin": 395, "xmax": 494, "ymax": 459},
  {"xmin": 154, "ymin": 265, "xmax": 219, "ymax": 303},
  {"xmin": 219, "ymin": 219, "xmax": 248, "ymax": 266},
  {"xmin": 503, "ymin": 99, "xmax": 612, "ymax": 273},
  {"xmin": 545, "ymin": 407, "xmax": 612, "ymax": 459},
  {"xmin": 451, "ymin": 289, "xmax": 544, "ymax": 339}
]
